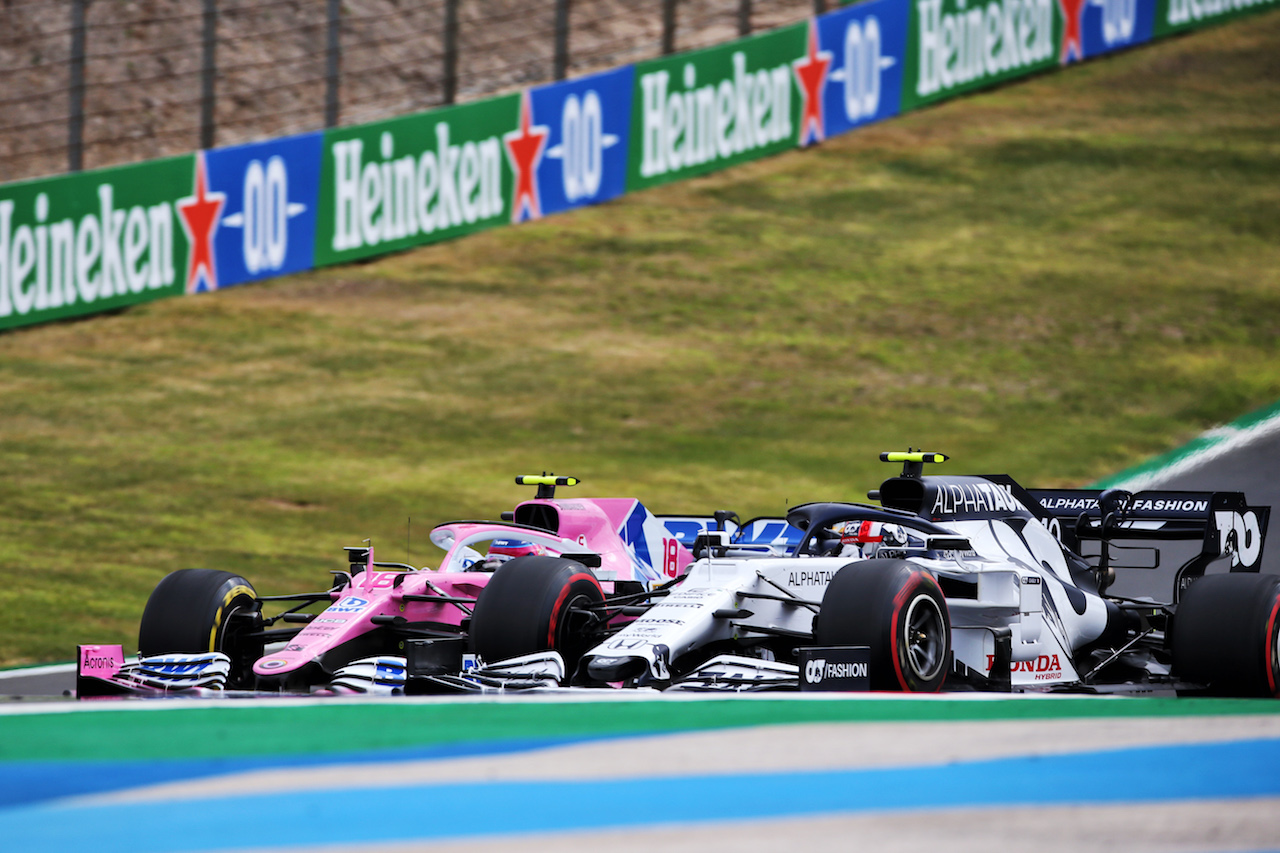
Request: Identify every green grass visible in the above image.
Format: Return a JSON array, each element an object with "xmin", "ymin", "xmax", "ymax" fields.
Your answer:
[
  {"xmin": 4, "ymin": 697, "xmax": 1276, "ymax": 762},
  {"xmin": 1, "ymin": 14, "xmax": 1278, "ymax": 665}
]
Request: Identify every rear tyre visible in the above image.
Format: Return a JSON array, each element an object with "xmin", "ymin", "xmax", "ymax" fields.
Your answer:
[
  {"xmin": 1172, "ymin": 573, "xmax": 1280, "ymax": 698},
  {"xmin": 137, "ymin": 568, "xmax": 263, "ymax": 689},
  {"xmin": 469, "ymin": 556, "xmax": 604, "ymax": 672},
  {"xmin": 815, "ymin": 559, "xmax": 950, "ymax": 692}
]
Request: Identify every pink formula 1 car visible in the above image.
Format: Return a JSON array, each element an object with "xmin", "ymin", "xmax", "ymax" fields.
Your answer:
[{"xmin": 77, "ymin": 476, "xmax": 741, "ymax": 696}]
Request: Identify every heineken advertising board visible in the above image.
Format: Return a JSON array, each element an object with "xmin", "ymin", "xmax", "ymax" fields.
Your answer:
[
  {"xmin": 627, "ymin": 23, "xmax": 809, "ymax": 191},
  {"xmin": 1155, "ymin": 0, "xmax": 1277, "ymax": 35},
  {"xmin": 901, "ymin": 0, "xmax": 1062, "ymax": 111},
  {"xmin": 315, "ymin": 95, "xmax": 521, "ymax": 266},
  {"xmin": 0, "ymin": 156, "xmax": 195, "ymax": 331}
]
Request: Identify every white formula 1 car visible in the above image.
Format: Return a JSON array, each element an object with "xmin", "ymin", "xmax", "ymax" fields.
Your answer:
[{"xmin": 453, "ymin": 452, "xmax": 1276, "ymax": 696}]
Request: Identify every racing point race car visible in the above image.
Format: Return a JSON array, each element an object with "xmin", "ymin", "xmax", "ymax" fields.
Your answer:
[
  {"xmin": 450, "ymin": 452, "xmax": 1277, "ymax": 697},
  {"xmin": 76, "ymin": 476, "xmax": 754, "ymax": 697}
]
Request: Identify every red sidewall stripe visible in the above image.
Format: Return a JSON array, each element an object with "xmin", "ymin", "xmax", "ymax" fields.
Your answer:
[
  {"xmin": 889, "ymin": 573, "xmax": 920, "ymax": 692},
  {"xmin": 890, "ymin": 572, "xmax": 944, "ymax": 694},
  {"xmin": 546, "ymin": 572, "xmax": 603, "ymax": 648},
  {"xmin": 1264, "ymin": 591, "xmax": 1280, "ymax": 696}
]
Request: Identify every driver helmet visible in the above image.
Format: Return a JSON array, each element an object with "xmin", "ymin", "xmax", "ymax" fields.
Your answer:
[
  {"xmin": 880, "ymin": 524, "xmax": 910, "ymax": 548},
  {"xmin": 875, "ymin": 523, "xmax": 921, "ymax": 556},
  {"xmin": 478, "ymin": 538, "xmax": 547, "ymax": 570},
  {"xmin": 833, "ymin": 520, "xmax": 884, "ymax": 558}
]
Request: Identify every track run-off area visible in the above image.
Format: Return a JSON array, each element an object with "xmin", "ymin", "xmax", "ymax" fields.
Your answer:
[{"xmin": 2, "ymin": 693, "xmax": 1279, "ymax": 852}]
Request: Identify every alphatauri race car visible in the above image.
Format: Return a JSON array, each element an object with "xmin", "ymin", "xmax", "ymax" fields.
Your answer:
[
  {"xmin": 451, "ymin": 453, "xmax": 1277, "ymax": 697},
  {"xmin": 76, "ymin": 476, "xmax": 750, "ymax": 696}
]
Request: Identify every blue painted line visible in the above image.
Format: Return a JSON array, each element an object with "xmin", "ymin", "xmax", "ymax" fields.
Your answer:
[
  {"xmin": 0, "ymin": 733, "xmax": 635, "ymax": 810},
  {"xmin": 2, "ymin": 738, "xmax": 1278, "ymax": 852}
]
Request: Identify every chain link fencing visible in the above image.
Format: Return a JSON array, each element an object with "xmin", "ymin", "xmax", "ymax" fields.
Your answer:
[{"xmin": 0, "ymin": 0, "xmax": 827, "ymax": 183}]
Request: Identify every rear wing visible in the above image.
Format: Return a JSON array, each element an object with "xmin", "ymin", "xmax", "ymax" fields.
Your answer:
[{"xmin": 1028, "ymin": 488, "xmax": 1270, "ymax": 596}]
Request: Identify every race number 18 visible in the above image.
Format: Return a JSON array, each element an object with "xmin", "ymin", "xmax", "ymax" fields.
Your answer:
[{"xmin": 663, "ymin": 537, "xmax": 680, "ymax": 577}]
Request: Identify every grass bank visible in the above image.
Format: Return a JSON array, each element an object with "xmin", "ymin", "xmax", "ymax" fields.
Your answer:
[{"xmin": 1, "ymin": 13, "xmax": 1277, "ymax": 664}]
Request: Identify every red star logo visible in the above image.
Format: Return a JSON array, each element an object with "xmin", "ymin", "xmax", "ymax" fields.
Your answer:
[
  {"xmin": 1058, "ymin": 0, "xmax": 1088, "ymax": 63},
  {"xmin": 503, "ymin": 91, "xmax": 549, "ymax": 224},
  {"xmin": 176, "ymin": 152, "xmax": 225, "ymax": 294},
  {"xmin": 792, "ymin": 19, "xmax": 833, "ymax": 147}
]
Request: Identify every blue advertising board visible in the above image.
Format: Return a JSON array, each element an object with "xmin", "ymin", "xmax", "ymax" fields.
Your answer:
[
  {"xmin": 818, "ymin": 0, "xmax": 908, "ymax": 139},
  {"xmin": 527, "ymin": 66, "xmax": 633, "ymax": 219},
  {"xmin": 204, "ymin": 132, "xmax": 323, "ymax": 291},
  {"xmin": 1075, "ymin": 0, "xmax": 1156, "ymax": 62}
]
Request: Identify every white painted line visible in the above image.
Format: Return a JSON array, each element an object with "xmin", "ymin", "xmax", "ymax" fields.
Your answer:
[
  {"xmin": 0, "ymin": 662, "xmax": 75, "ymax": 680},
  {"xmin": 1093, "ymin": 397, "xmax": 1280, "ymax": 491},
  {"xmin": 1107, "ymin": 407, "xmax": 1280, "ymax": 491}
]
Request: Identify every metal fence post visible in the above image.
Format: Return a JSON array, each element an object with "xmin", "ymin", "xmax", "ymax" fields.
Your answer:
[
  {"xmin": 813, "ymin": 0, "xmax": 827, "ymax": 14},
  {"xmin": 325, "ymin": 0, "xmax": 341, "ymax": 127},
  {"xmin": 200, "ymin": 0, "xmax": 217, "ymax": 150},
  {"xmin": 738, "ymin": 0, "xmax": 751, "ymax": 36},
  {"xmin": 662, "ymin": 0, "xmax": 677, "ymax": 55},
  {"xmin": 443, "ymin": 0, "xmax": 459, "ymax": 104},
  {"xmin": 68, "ymin": 0, "xmax": 88, "ymax": 172},
  {"xmin": 553, "ymin": 0, "xmax": 571, "ymax": 81}
]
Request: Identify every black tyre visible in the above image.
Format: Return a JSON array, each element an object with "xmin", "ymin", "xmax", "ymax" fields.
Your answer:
[
  {"xmin": 815, "ymin": 559, "xmax": 950, "ymax": 692},
  {"xmin": 469, "ymin": 556, "xmax": 604, "ymax": 671},
  {"xmin": 137, "ymin": 569, "xmax": 263, "ymax": 688},
  {"xmin": 1172, "ymin": 573, "xmax": 1280, "ymax": 698}
]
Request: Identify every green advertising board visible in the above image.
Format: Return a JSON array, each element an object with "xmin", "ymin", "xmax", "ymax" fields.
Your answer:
[
  {"xmin": 1154, "ymin": 0, "xmax": 1277, "ymax": 35},
  {"xmin": 627, "ymin": 23, "xmax": 809, "ymax": 192},
  {"xmin": 314, "ymin": 95, "xmax": 521, "ymax": 267},
  {"xmin": 0, "ymin": 156, "xmax": 196, "ymax": 332},
  {"xmin": 901, "ymin": 0, "xmax": 1062, "ymax": 112}
]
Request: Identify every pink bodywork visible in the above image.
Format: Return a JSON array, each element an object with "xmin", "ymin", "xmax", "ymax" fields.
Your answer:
[
  {"xmin": 78, "ymin": 643, "xmax": 125, "ymax": 680},
  {"xmin": 252, "ymin": 496, "xmax": 695, "ymax": 681}
]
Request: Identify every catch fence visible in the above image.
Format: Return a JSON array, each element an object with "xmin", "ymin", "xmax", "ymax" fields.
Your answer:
[{"xmin": 0, "ymin": 0, "xmax": 829, "ymax": 183}]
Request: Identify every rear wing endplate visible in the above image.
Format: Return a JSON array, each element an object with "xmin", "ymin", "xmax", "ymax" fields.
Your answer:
[{"xmin": 1029, "ymin": 488, "xmax": 1270, "ymax": 595}]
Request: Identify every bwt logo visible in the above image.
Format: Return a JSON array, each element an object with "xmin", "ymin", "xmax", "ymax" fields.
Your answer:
[{"xmin": 804, "ymin": 658, "xmax": 869, "ymax": 683}]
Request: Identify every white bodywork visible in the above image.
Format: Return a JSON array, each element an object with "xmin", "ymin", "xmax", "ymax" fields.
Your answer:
[{"xmin": 580, "ymin": 512, "xmax": 1111, "ymax": 691}]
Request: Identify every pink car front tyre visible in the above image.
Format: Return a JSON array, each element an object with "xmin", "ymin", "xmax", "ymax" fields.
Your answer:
[{"xmin": 469, "ymin": 556, "xmax": 604, "ymax": 673}]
